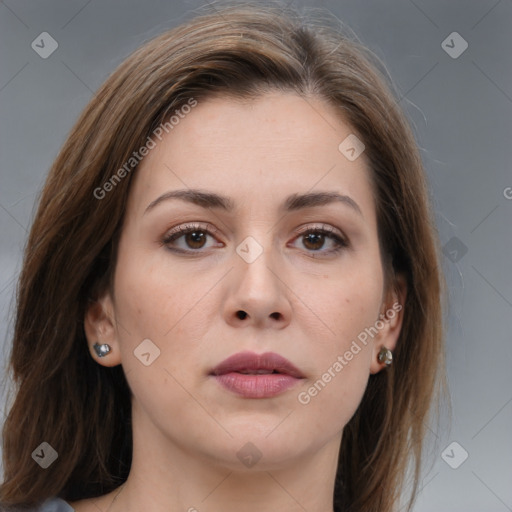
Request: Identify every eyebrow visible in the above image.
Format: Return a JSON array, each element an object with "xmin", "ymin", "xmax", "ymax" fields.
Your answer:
[{"xmin": 144, "ymin": 188, "xmax": 362, "ymax": 216}]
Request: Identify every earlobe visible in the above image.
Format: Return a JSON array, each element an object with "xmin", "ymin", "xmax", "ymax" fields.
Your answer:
[
  {"xmin": 84, "ymin": 293, "xmax": 122, "ymax": 367},
  {"xmin": 370, "ymin": 274, "xmax": 407, "ymax": 375}
]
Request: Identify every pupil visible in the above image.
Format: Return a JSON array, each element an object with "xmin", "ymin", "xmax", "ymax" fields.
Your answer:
[
  {"xmin": 187, "ymin": 231, "xmax": 205, "ymax": 248},
  {"xmin": 305, "ymin": 233, "xmax": 324, "ymax": 250}
]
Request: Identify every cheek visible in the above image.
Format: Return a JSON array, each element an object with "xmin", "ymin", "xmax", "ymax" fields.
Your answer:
[
  {"xmin": 310, "ymin": 259, "xmax": 384, "ymax": 348},
  {"xmin": 296, "ymin": 290, "xmax": 376, "ymax": 434},
  {"xmin": 113, "ymin": 245, "xmax": 206, "ymax": 335},
  {"xmin": 111, "ymin": 246, "xmax": 223, "ymax": 381},
  {"xmin": 110, "ymin": 251, "xmax": 206, "ymax": 422},
  {"xmin": 292, "ymin": 261, "xmax": 382, "ymax": 426}
]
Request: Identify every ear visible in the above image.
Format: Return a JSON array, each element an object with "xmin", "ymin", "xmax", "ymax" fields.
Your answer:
[
  {"xmin": 370, "ymin": 273, "xmax": 407, "ymax": 375},
  {"xmin": 84, "ymin": 290, "xmax": 122, "ymax": 367}
]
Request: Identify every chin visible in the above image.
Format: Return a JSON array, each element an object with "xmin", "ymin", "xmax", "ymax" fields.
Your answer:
[{"xmin": 193, "ymin": 422, "xmax": 325, "ymax": 471}]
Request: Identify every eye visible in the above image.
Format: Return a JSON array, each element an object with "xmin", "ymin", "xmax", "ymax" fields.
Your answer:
[
  {"xmin": 161, "ymin": 222, "xmax": 349, "ymax": 257},
  {"xmin": 161, "ymin": 223, "xmax": 223, "ymax": 253},
  {"xmin": 291, "ymin": 224, "xmax": 349, "ymax": 257}
]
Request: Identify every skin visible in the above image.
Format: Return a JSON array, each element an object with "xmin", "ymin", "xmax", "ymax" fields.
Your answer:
[{"xmin": 73, "ymin": 92, "xmax": 405, "ymax": 512}]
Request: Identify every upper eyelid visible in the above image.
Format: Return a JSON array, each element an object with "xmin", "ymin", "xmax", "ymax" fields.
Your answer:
[
  {"xmin": 295, "ymin": 223, "xmax": 343, "ymax": 236},
  {"xmin": 165, "ymin": 222, "xmax": 219, "ymax": 236}
]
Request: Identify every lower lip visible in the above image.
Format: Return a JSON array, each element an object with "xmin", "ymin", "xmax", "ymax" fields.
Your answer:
[{"xmin": 212, "ymin": 372, "xmax": 301, "ymax": 398}]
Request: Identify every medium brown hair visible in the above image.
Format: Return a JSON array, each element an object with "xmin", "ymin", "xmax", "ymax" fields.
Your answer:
[{"xmin": 1, "ymin": 3, "xmax": 445, "ymax": 511}]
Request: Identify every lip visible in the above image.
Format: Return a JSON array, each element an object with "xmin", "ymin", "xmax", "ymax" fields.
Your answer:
[{"xmin": 210, "ymin": 351, "xmax": 305, "ymax": 399}]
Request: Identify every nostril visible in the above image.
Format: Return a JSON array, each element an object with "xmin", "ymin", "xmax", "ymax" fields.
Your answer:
[{"xmin": 236, "ymin": 310, "xmax": 248, "ymax": 320}]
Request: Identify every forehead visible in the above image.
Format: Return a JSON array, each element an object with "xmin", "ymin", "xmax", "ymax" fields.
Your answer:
[{"xmin": 127, "ymin": 92, "xmax": 375, "ymax": 219}]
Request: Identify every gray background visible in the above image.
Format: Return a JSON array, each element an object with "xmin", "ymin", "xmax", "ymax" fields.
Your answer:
[{"xmin": 1, "ymin": 1, "xmax": 511, "ymax": 510}]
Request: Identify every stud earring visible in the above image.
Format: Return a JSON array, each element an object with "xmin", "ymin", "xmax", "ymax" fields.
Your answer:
[
  {"xmin": 93, "ymin": 342, "xmax": 112, "ymax": 358},
  {"xmin": 377, "ymin": 346, "xmax": 393, "ymax": 366}
]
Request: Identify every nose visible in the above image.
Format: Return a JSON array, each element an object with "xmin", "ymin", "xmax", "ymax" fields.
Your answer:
[{"xmin": 223, "ymin": 235, "xmax": 292, "ymax": 330}]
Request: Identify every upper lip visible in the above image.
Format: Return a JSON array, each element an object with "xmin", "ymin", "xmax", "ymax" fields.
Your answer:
[{"xmin": 210, "ymin": 351, "xmax": 305, "ymax": 378}]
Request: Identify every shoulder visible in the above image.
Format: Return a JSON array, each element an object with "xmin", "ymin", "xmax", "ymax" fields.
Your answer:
[{"xmin": 24, "ymin": 498, "xmax": 74, "ymax": 512}]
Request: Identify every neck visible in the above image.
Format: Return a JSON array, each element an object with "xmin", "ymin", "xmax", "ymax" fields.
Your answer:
[{"xmin": 110, "ymin": 410, "xmax": 340, "ymax": 512}]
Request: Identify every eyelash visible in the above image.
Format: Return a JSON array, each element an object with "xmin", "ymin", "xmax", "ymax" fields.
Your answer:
[{"xmin": 161, "ymin": 222, "xmax": 349, "ymax": 257}]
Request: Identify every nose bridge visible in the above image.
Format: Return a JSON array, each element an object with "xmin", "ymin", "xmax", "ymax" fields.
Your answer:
[
  {"xmin": 224, "ymin": 230, "xmax": 292, "ymax": 328},
  {"xmin": 234, "ymin": 233, "xmax": 278, "ymax": 292}
]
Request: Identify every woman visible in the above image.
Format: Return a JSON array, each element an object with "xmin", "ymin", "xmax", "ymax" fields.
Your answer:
[{"xmin": 0, "ymin": 3, "xmax": 444, "ymax": 511}]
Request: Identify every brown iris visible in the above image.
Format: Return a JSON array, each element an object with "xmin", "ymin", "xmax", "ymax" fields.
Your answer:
[
  {"xmin": 302, "ymin": 232, "xmax": 325, "ymax": 251},
  {"xmin": 185, "ymin": 230, "xmax": 207, "ymax": 249}
]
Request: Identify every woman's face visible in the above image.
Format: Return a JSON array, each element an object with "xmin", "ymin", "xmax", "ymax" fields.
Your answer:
[{"xmin": 87, "ymin": 92, "xmax": 403, "ymax": 471}]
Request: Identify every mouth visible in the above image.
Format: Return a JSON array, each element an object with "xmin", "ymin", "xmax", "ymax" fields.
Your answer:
[{"xmin": 210, "ymin": 351, "xmax": 305, "ymax": 398}]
